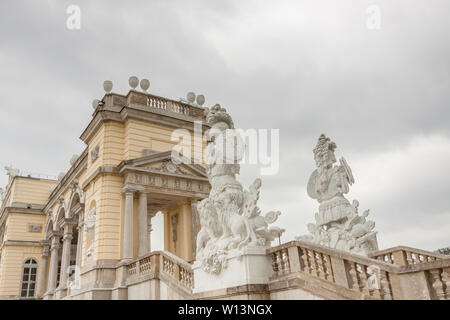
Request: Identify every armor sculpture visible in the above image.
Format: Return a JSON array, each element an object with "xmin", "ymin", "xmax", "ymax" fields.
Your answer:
[{"xmin": 298, "ymin": 134, "xmax": 378, "ymax": 255}]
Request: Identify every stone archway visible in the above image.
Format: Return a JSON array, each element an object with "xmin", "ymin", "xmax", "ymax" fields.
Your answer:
[{"xmin": 66, "ymin": 190, "xmax": 84, "ymax": 282}]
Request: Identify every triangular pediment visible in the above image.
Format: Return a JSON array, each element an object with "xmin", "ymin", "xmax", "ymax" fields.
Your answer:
[{"xmin": 120, "ymin": 151, "xmax": 207, "ymax": 178}]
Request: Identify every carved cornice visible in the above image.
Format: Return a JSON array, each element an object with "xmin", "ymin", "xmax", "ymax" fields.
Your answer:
[
  {"xmin": 117, "ymin": 150, "xmax": 207, "ymax": 178},
  {"xmin": 2, "ymin": 240, "xmax": 44, "ymax": 247},
  {"xmin": 0, "ymin": 207, "xmax": 44, "ymax": 227},
  {"xmin": 80, "ymin": 103, "xmax": 210, "ymax": 144},
  {"xmin": 81, "ymin": 165, "xmax": 120, "ymax": 190}
]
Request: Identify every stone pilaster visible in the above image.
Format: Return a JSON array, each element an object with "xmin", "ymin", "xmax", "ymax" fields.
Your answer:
[
  {"xmin": 75, "ymin": 222, "xmax": 84, "ymax": 269},
  {"xmin": 138, "ymin": 192, "xmax": 149, "ymax": 257},
  {"xmin": 122, "ymin": 188, "xmax": 135, "ymax": 261},
  {"xmin": 47, "ymin": 234, "xmax": 61, "ymax": 294},
  {"xmin": 38, "ymin": 244, "xmax": 50, "ymax": 297}
]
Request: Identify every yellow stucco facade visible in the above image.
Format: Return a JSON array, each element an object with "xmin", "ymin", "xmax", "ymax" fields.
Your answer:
[{"xmin": 0, "ymin": 89, "xmax": 209, "ymax": 299}]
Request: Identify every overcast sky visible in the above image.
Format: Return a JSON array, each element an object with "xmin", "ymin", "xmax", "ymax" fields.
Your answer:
[{"xmin": 0, "ymin": 0, "xmax": 449, "ymax": 251}]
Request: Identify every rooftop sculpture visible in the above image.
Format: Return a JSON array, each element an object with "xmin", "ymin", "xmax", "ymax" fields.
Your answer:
[
  {"xmin": 195, "ymin": 104, "xmax": 284, "ymax": 274},
  {"xmin": 297, "ymin": 134, "xmax": 378, "ymax": 255}
]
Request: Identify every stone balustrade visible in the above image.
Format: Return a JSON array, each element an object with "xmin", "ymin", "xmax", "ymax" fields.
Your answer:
[
  {"xmin": 368, "ymin": 246, "xmax": 447, "ymax": 266},
  {"xmin": 145, "ymin": 92, "xmax": 204, "ymax": 119},
  {"xmin": 101, "ymin": 90, "xmax": 205, "ymax": 121},
  {"xmin": 126, "ymin": 251, "xmax": 194, "ymax": 291},
  {"xmin": 268, "ymin": 240, "xmax": 450, "ymax": 300}
]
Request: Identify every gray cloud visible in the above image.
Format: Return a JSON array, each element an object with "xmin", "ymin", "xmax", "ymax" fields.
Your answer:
[{"xmin": 0, "ymin": 0, "xmax": 449, "ymax": 251}]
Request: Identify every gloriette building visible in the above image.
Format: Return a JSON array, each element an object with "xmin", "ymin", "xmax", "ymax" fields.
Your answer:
[{"xmin": 0, "ymin": 79, "xmax": 448, "ymax": 300}]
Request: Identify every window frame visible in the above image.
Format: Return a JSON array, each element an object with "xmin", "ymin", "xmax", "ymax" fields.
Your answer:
[{"xmin": 20, "ymin": 258, "xmax": 38, "ymax": 299}]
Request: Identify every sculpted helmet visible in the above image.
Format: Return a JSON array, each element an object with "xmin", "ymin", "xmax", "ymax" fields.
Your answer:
[
  {"xmin": 313, "ymin": 134, "xmax": 337, "ymax": 169},
  {"xmin": 205, "ymin": 104, "xmax": 234, "ymax": 129}
]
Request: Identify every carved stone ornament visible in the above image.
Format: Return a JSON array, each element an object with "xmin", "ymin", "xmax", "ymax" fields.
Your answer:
[
  {"xmin": 85, "ymin": 208, "xmax": 96, "ymax": 259},
  {"xmin": 296, "ymin": 134, "xmax": 378, "ymax": 255},
  {"xmin": 28, "ymin": 224, "xmax": 42, "ymax": 233},
  {"xmin": 4, "ymin": 166, "xmax": 19, "ymax": 178},
  {"xmin": 195, "ymin": 104, "xmax": 284, "ymax": 274},
  {"xmin": 91, "ymin": 145, "xmax": 100, "ymax": 162}
]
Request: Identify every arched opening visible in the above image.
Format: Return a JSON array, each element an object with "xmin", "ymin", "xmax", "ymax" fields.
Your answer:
[
  {"xmin": 151, "ymin": 211, "xmax": 164, "ymax": 251},
  {"xmin": 54, "ymin": 207, "xmax": 65, "ymax": 289},
  {"xmin": 20, "ymin": 258, "xmax": 38, "ymax": 298},
  {"xmin": 67, "ymin": 191, "xmax": 83, "ymax": 277}
]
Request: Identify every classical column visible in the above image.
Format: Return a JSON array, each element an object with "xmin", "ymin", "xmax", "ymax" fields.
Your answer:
[
  {"xmin": 138, "ymin": 192, "xmax": 149, "ymax": 257},
  {"xmin": 123, "ymin": 189, "xmax": 134, "ymax": 261},
  {"xmin": 75, "ymin": 222, "xmax": 84, "ymax": 269},
  {"xmin": 38, "ymin": 244, "xmax": 50, "ymax": 297},
  {"xmin": 47, "ymin": 235, "xmax": 61, "ymax": 293},
  {"xmin": 59, "ymin": 223, "xmax": 73, "ymax": 288}
]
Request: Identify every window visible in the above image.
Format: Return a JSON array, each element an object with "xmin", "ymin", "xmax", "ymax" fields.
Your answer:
[{"xmin": 20, "ymin": 258, "xmax": 38, "ymax": 298}]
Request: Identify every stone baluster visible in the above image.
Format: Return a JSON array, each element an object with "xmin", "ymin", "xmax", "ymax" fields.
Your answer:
[
  {"xmin": 442, "ymin": 268, "xmax": 450, "ymax": 299},
  {"xmin": 430, "ymin": 269, "xmax": 445, "ymax": 300},
  {"xmin": 281, "ymin": 249, "xmax": 290, "ymax": 274},
  {"xmin": 405, "ymin": 251, "xmax": 414, "ymax": 265},
  {"xmin": 300, "ymin": 247, "xmax": 310, "ymax": 274},
  {"xmin": 271, "ymin": 252, "xmax": 279, "ymax": 274},
  {"xmin": 309, "ymin": 250, "xmax": 319, "ymax": 277},
  {"xmin": 347, "ymin": 262, "xmax": 359, "ymax": 290},
  {"xmin": 323, "ymin": 255, "xmax": 334, "ymax": 281},
  {"xmin": 380, "ymin": 271, "xmax": 392, "ymax": 300}
]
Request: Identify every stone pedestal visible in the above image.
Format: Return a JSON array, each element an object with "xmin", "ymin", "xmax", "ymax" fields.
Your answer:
[{"xmin": 193, "ymin": 246, "xmax": 272, "ymax": 294}]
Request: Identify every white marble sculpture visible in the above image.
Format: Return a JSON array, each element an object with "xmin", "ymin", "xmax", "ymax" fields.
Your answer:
[
  {"xmin": 195, "ymin": 104, "xmax": 284, "ymax": 274},
  {"xmin": 85, "ymin": 208, "xmax": 96, "ymax": 260},
  {"xmin": 4, "ymin": 166, "xmax": 19, "ymax": 178},
  {"xmin": 297, "ymin": 134, "xmax": 378, "ymax": 255}
]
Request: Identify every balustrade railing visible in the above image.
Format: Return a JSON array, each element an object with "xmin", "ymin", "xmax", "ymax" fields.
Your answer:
[
  {"xmin": 369, "ymin": 246, "xmax": 446, "ymax": 266},
  {"xmin": 428, "ymin": 267, "xmax": 450, "ymax": 300},
  {"xmin": 268, "ymin": 240, "xmax": 450, "ymax": 300},
  {"xmin": 126, "ymin": 90, "xmax": 204, "ymax": 120},
  {"xmin": 126, "ymin": 251, "xmax": 194, "ymax": 290}
]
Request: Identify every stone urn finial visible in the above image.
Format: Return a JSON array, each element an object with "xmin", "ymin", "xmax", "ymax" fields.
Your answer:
[
  {"xmin": 92, "ymin": 99, "xmax": 100, "ymax": 109},
  {"xmin": 140, "ymin": 79, "xmax": 150, "ymax": 92},
  {"xmin": 103, "ymin": 80, "xmax": 113, "ymax": 93},
  {"xmin": 128, "ymin": 76, "xmax": 139, "ymax": 89},
  {"xmin": 196, "ymin": 94, "xmax": 205, "ymax": 106},
  {"xmin": 187, "ymin": 92, "xmax": 196, "ymax": 104}
]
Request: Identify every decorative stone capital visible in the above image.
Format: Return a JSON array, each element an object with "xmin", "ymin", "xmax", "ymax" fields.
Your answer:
[
  {"xmin": 50, "ymin": 243, "xmax": 61, "ymax": 251},
  {"xmin": 49, "ymin": 230, "xmax": 63, "ymax": 240},
  {"xmin": 122, "ymin": 184, "xmax": 145, "ymax": 194},
  {"xmin": 41, "ymin": 241, "xmax": 51, "ymax": 257},
  {"xmin": 61, "ymin": 217, "xmax": 77, "ymax": 228},
  {"xmin": 43, "ymin": 246, "xmax": 50, "ymax": 257}
]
